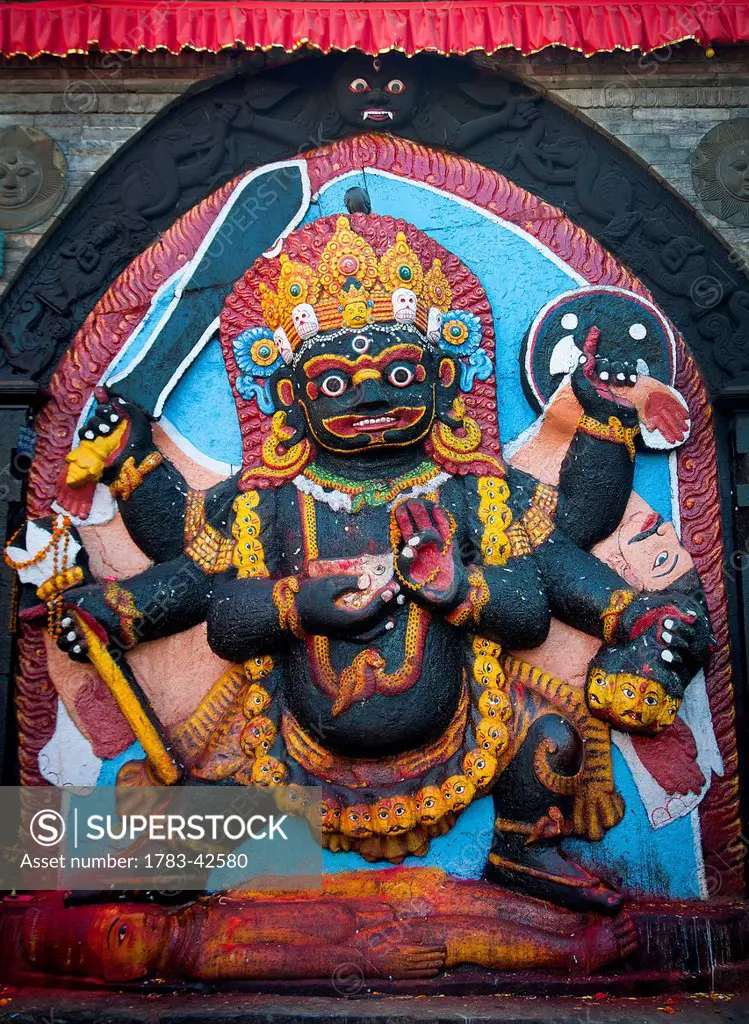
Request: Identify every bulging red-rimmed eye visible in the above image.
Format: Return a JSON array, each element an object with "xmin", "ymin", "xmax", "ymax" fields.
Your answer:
[
  {"xmin": 388, "ymin": 364, "xmax": 415, "ymax": 388},
  {"xmin": 321, "ymin": 373, "xmax": 348, "ymax": 397},
  {"xmin": 349, "ymin": 78, "xmax": 370, "ymax": 94},
  {"xmin": 386, "ymin": 79, "xmax": 406, "ymax": 95}
]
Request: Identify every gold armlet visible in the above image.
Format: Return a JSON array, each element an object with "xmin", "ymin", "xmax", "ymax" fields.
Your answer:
[
  {"xmin": 184, "ymin": 489, "xmax": 207, "ymax": 546},
  {"xmin": 36, "ymin": 566, "xmax": 84, "ymax": 603},
  {"xmin": 531, "ymin": 482, "xmax": 558, "ymax": 517},
  {"xmin": 110, "ymin": 452, "xmax": 163, "ymax": 501},
  {"xmin": 446, "ymin": 568, "xmax": 490, "ymax": 626},
  {"xmin": 272, "ymin": 576, "xmax": 305, "ymax": 639},
  {"xmin": 600, "ymin": 588, "xmax": 635, "ymax": 644},
  {"xmin": 506, "ymin": 522, "xmax": 532, "ymax": 557},
  {"xmin": 511, "ymin": 483, "xmax": 558, "ymax": 553},
  {"xmin": 578, "ymin": 415, "xmax": 639, "ymax": 461},
  {"xmin": 518, "ymin": 505, "xmax": 555, "ymax": 549}
]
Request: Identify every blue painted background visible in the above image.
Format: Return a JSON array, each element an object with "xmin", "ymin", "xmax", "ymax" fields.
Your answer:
[{"xmin": 100, "ymin": 169, "xmax": 702, "ymax": 898}]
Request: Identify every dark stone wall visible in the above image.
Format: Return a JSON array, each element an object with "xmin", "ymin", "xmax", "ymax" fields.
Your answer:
[{"xmin": 0, "ymin": 45, "xmax": 748, "ymax": 297}]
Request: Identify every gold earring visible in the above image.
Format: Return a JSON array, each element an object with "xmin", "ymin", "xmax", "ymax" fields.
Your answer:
[
  {"xmin": 431, "ymin": 397, "xmax": 483, "ymax": 462},
  {"xmin": 259, "ymin": 411, "xmax": 312, "ymax": 482}
]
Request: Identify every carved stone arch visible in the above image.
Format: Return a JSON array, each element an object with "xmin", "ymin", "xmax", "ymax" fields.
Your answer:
[
  {"xmin": 0, "ymin": 51, "xmax": 747, "ymax": 898},
  {"xmin": 1, "ymin": 53, "xmax": 747, "ymax": 393}
]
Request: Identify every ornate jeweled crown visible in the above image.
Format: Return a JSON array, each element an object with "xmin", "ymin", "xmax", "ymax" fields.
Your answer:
[
  {"xmin": 221, "ymin": 211, "xmax": 502, "ymax": 482},
  {"xmin": 225, "ymin": 212, "xmax": 496, "ymax": 436},
  {"xmin": 257, "ymin": 216, "xmax": 453, "ymax": 362}
]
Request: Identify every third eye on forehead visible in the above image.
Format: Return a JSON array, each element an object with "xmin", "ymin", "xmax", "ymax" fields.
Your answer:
[{"xmin": 352, "ymin": 334, "xmax": 371, "ymax": 354}]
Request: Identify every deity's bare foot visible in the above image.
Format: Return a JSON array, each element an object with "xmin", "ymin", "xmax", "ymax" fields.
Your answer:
[
  {"xmin": 574, "ymin": 913, "xmax": 639, "ymax": 974},
  {"xmin": 487, "ymin": 833, "xmax": 622, "ymax": 916},
  {"xmin": 489, "ymin": 714, "xmax": 622, "ymax": 915}
]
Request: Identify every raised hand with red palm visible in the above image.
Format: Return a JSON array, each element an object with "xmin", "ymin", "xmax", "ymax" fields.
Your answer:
[{"xmin": 392, "ymin": 499, "xmax": 467, "ymax": 611}]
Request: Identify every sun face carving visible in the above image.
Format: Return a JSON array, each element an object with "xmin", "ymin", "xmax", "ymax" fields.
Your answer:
[
  {"xmin": 0, "ymin": 126, "xmax": 66, "ymax": 231},
  {"xmin": 693, "ymin": 118, "xmax": 749, "ymax": 226}
]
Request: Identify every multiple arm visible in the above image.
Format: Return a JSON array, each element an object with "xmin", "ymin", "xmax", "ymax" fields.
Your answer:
[
  {"xmin": 72, "ymin": 393, "xmax": 238, "ymax": 563},
  {"xmin": 62, "ymin": 555, "xmax": 218, "ymax": 656}
]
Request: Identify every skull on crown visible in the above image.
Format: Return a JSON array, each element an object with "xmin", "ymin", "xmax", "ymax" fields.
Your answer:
[
  {"xmin": 291, "ymin": 303, "xmax": 320, "ymax": 341},
  {"xmin": 392, "ymin": 287, "xmax": 418, "ymax": 324}
]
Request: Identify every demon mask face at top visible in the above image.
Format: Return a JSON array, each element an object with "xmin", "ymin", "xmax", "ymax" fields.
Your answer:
[
  {"xmin": 281, "ymin": 326, "xmax": 444, "ymax": 454},
  {"xmin": 333, "ymin": 54, "xmax": 421, "ymax": 129}
]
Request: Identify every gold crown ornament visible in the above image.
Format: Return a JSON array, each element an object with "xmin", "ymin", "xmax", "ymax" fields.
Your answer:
[{"xmin": 258, "ymin": 217, "xmax": 453, "ymax": 364}]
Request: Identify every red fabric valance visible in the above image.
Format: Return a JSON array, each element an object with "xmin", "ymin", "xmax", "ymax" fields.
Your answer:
[{"xmin": 1, "ymin": 0, "xmax": 748, "ymax": 59}]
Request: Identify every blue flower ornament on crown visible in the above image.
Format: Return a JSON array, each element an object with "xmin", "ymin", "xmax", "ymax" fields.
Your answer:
[{"xmin": 230, "ymin": 215, "xmax": 491, "ymax": 410}]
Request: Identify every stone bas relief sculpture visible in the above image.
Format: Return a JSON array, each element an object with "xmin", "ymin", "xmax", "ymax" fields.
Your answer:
[
  {"xmin": 1, "ymin": 135, "xmax": 729, "ymax": 987},
  {"xmin": 0, "ymin": 126, "xmax": 67, "ymax": 232},
  {"xmin": 693, "ymin": 117, "xmax": 749, "ymax": 227}
]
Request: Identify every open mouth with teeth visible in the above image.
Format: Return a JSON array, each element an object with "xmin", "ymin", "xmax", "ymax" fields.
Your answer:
[
  {"xmin": 323, "ymin": 406, "xmax": 426, "ymax": 438},
  {"xmin": 361, "ymin": 110, "xmax": 394, "ymax": 121}
]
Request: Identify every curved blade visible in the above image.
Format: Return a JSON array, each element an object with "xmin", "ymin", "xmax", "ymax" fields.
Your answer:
[{"xmin": 109, "ymin": 159, "xmax": 311, "ymax": 416}]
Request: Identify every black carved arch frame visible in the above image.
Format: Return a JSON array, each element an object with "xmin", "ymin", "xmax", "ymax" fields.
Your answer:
[{"xmin": 0, "ymin": 52, "xmax": 747, "ymax": 842}]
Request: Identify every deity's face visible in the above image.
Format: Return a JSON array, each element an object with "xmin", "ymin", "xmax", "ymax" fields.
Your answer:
[
  {"xmin": 463, "ymin": 749, "xmax": 497, "ymax": 789},
  {"xmin": 274, "ymin": 783, "xmax": 310, "ymax": 816},
  {"xmin": 320, "ymin": 797, "xmax": 341, "ymax": 833},
  {"xmin": 245, "ymin": 654, "xmax": 273, "ymax": 681},
  {"xmin": 472, "ymin": 654, "xmax": 504, "ymax": 689},
  {"xmin": 475, "ymin": 718, "xmax": 509, "ymax": 755},
  {"xmin": 23, "ymin": 903, "xmax": 168, "ymax": 981},
  {"xmin": 719, "ymin": 141, "xmax": 749, "ymax": 200},
  {"xmin": 333, "ymin": 55, "xmax": 420, "ymax": 129},
  {"xmin": 250, "ymin": 755, "xmax": 286, "ymax": 786},
  {"xmin": 0, "ymin": 147, "xmax": 42, "ymax": 208},
  {"xmin": 586, "ymin": 670, "xmax": 681, "ymax": 734},
  {"xmin": 478, "ymin": 689, "xmax": 511, "ymax": 722},
  {"xmin": 244, "ymin": 683, "xmax": 271, "ymax": 717},
  {"xmin": 291, "ymin": 327, "xmax": 439, "ymax": 455},
  {"xmin": 242, "ymin": 715, "xmax": 276, "ymax": 756},
  {"xmin": 619, "ymin": 510, "xmax": 687, "ymax": 590},
  {"xmin": 95, "ymin": 906, "xmax": 169, "ymax": 980},
  {"xmin": 441, "ymin": 775, "xmax": 476, "ymax": 812}
]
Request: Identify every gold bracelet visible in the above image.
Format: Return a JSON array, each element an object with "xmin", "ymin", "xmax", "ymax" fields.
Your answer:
[
  {"xmin": 601, "ymin": 588, "xmax": 635, "ymax": 644},
  {"xmin": 518, "ymin": 505, "xmax": 555, "ymax": 550},
  {"xmin": 272, "ymin": 576, "xmax": 305, "ymax": 639},
  {"xmin": 578, "ymin": 415, "xmax": 639, "ymax": 461},
  {"xmin": 110, "ymin": 452, "xmax": 164, "ymax": 501},
  {"xmin": 104, "ymin": 581, "xmax": 142, "ymax": 648},
  {"xmin": 446, "ymin": 567, "xmax": 490, "ymax": 626}
]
